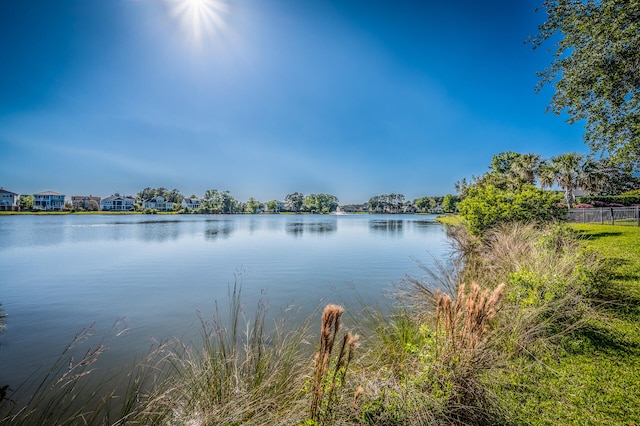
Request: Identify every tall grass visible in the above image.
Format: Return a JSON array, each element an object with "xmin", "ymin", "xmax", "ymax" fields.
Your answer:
[
  {"xmin": 0, "ymin": 320, "xmax": 135, "ymax": 425},
  {"xmin": 128, "ymin": 283, "xmax": 316, "ymax": 425}
]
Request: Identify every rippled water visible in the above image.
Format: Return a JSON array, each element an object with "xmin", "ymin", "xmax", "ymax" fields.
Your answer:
[{"xmin": 0, "ymin": 214, "xmax": 450, "ymax": 388}]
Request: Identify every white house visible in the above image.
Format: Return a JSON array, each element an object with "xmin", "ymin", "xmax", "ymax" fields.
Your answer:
[
  {"xmin": 181, "ymin": 197, "xmax": 202, "ymax": 211},
  {"xmin": 34, "ymin": 191, "xmax": 65, "ymax": 211},
  {"xmin": 142, "ymin": 196, "xmax": 173, "ymax": 212},
  {"xmin": 0, "ymin": 188, "xmax": 19, "ymax": 211},
  {"xmin": 101, "ymin": 193, "xmax": 136, "ymax": 211}
]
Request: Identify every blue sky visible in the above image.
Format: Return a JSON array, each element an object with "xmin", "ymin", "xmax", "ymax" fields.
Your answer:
[{"xmin": 0, "ymin": 0, "xmax": 587, "ymax": 204}]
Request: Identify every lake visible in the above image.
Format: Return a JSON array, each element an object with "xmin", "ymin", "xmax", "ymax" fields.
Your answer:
[{"xmin": 0, "ymin": 214, "xmax": 450, "ymax": 389}]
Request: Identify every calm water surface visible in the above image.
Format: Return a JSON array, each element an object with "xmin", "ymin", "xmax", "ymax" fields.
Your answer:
[{"xmin": 0, "ymin": 214, "xmax": 450, "ymax": 388}]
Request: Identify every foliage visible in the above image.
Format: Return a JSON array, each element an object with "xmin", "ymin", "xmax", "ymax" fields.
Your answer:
[
  {"xmin": 577, "ymin": 194, "xmax": 640, "ymax": 206},
  {"xmin": 456, "ymin": 151, "xmax": 636, "ymax": 208},
  {"xmin": 441, "ymin": 194, "xmax": 456, "ymax": 213},
  {"xmin": 303, "ymin": 194, "xmax": 339, "ymax": 213},
  {"xmin": 245, "ymin": 197, "xmax": 262, "ymax": 214},
  {"xmin": 19, "ymin": 195, "xmax": 33, "ymax": 210},
  {"xmin": 201, "ymin": 189, "xmax": 239, "ymax": 214},
  {"xmin": 414, "ymin": 196, "xmax": 440, "ymax": 212},
  {"xmin": 531, "ymin": 0, "xmax": 640, "ymax": 170},
  {"xmin": 285, "ymin": 192, "xmax": 304, "ymax": 212},
  {"xmin": 368, "ymin": 194, "xmax": 405, "ymax": 213},
  {"xmin": 136, "ymin": 187, "xmax": 184, "ymax": 204},
  {"xmin": 456, "ymin": 152, "xmax": 543, "ymax": 197},
  {"xmin": 265, "ymin": 200, "xmax": 279, "ymax": 213},
  {"xmin": 456, "ymin": 184, "xmax": 565, "ymax": 235}
]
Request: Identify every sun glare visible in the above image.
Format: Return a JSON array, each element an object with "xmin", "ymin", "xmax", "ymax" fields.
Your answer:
[{"xmin": 169, "ymin": 0, "xmax": 229, "ymax": 44}]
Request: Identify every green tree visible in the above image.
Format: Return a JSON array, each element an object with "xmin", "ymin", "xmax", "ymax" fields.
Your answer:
[
  {"xmin": 245, "ymin": 198, "xmax": 261, "ymax": 214},
  {"xmin": 368, "ymin": 193, "xmax": 405, "ymax": 213},
  {"xmin": 457, "ymin": 184, "xmax": 565, "ymax": 235},
  {"xmin": 88, "ymin": 199, "xmax": 100, "ymax": 211},
  {"xmin": 202, "ymin": 189, "xmax": 221, "ymax": 213},
  {"xmin": 316, "ymin": 193, "xmax": 339, "ymax": 213},
  {"xmin": 19, "ymin": 194, "xmax": 34, "ymax": 210},
  {"xmin": 550, "ymin": 152, "xmax": 586, "ymax": 207},
  {"xmin": 167, "ymin": 189, "xmax": 184, "ymax": 204},
  {"xmin": 265, "ymin": 200, "xmax": 279, "ymax": 213},
  {"xmin": 303, "ymin": 194, "xmax": 317, "ymax": 213},
  {"xmin": 414, "ymin": 196, "xmax": 429, "ymax": 212},
  {"xmin": 285, "ymin": 192, "xmax": 304, "ymax": 212},
  {"xmin": 442, "ymin": 194, "xmax": 456, "ymax": 213},
  {"xmin": 510, "ymin": 153, "xmax": 542, "ymax": 186},
  {"xmin": 532, "ymin": 0, "xmax": 640, "ymax": 169}
]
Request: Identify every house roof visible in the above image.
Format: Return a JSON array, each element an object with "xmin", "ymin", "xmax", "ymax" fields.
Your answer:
[
  {"xmin": 0, "ymin": 188, "xmax": 18, "ymax": 195},
  {"xmin": 35, "ymin": 191, "xmax": 64, "ymax": 196},
  {"xmin": 102, "ymin": 194, "xmax": 135, "ymax": 202}
]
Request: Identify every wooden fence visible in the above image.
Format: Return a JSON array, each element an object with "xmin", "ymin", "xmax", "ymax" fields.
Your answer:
[{"xmin": 567, "ymin": 206, "xmax": 640, "ymax": 226}]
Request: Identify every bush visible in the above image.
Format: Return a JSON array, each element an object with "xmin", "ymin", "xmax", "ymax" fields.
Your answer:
[
  {"xmin": 456, "ymin": 184, "xmax": 565, "ymax": 236},
  {"xmin": 577, "ymin": 194, "xmax": 640, "ymax": 206}
]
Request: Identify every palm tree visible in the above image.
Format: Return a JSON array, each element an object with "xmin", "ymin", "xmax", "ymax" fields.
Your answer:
[
  {"xmin": 550, "ymin": 152, "xmax": 584, "ymax": 207},
  {"xmin": 537, "ymin": 160, "xmax": 557, "ymax": 190},
  {"xmin": 510, "ymin": 153, "xmax": 542, "ymax": 186}
]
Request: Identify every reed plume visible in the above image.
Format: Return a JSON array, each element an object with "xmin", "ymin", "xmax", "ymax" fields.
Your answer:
[{"xmin": 310, "ymin": 304, "xmax": 359, "ymax": 424}]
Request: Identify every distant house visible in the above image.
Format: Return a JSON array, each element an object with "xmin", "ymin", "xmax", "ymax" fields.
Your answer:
[
  {"xmin": 181, "ymin": 197, "xmax": 202, "ymax": 211},
  {"xmin": 101, "ymin": 193, "xmax": 135, "ymax": 211},
  {"xmin": 142, "ymin": 196, "xmax": 174, "ymax": 212},
  {"xmin": 0, "ymin": 188, "xmax": 19, "ymax": 211},
  {"xmin": 34, "ymin": 191, "xmax": 65, "ymax": 211},
  {"xmin": 71, "ymin": 195, "xmax": 101, "ymax": 210}
]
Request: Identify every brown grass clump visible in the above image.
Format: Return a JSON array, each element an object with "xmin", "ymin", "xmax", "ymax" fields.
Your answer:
[
  {"xmin": 310, "ymin": 304, "xmax": 359, "ymax": 424},
  {"xmin": 430, "ymin": 281, "xmax": 506, "ymax": 422},
  {"xmin": 435, "ymin": 282, "xmax": 506, "ymax": 361}
]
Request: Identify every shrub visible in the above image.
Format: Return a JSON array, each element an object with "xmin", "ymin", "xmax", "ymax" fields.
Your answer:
[
  {"xmin": 456, "ymin": 184, "xmax": 565, "ymax": 235},
  {"xmin": 577, "ymin": 194, "xmax": 640, "ymax": 206}
]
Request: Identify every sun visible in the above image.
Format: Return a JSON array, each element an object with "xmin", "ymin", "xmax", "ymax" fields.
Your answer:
[{"xmin": 169, "ymin": 0, "xmax": 229, "ymax": 44}]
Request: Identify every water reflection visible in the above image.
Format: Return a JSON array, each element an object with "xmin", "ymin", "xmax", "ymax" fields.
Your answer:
[
  {"xmin": 286, "ymin": 221, "xmax": 337, "ymax": 237},
  {"xmin": 369, "ymin": 219, "xmax": 404, "ymax": 235},
  {"xmin": 137, "ymin": 220, "xmax": 181, "ymax": 242},
  {"xmin": 204, "ymin": 221, "xmax": 234, "ymax": 241}
]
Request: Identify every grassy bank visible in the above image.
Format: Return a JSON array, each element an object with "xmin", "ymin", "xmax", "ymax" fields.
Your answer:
[
  {"xmin": 494, "ymin": 224, "xmax": 640, "ymax": 424},
  {"xmin": 1, "ymin": 222, "xmax": 638, "ymax": 424}
]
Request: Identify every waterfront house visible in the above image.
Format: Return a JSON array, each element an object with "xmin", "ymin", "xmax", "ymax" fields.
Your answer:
[
  {"xmin": 181, "ymin": 197, "xmax": 202, "ymax": 211},
  {"xmin": 34, "ymin": 191, "xmax": 65, "ymax": 211},
  {"xmin": 101, "ymin": 193, "xmax": 136, "ymax": 211},
  {"xmin": 142, "ymin": 196, "xmax": 174, "ymax": 212},
  {"xmin": 71, "ymin": 195, "xmax": 101, "ymax": 211},
  {"xmin": 0, "ymin": 188, "xmax": 19, "ymax": 211}
]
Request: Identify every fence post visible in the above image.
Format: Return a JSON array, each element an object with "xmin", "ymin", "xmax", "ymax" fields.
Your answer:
[
  {"xmin": 611, "ymin": 208, "xmax": 615, "ymax": 225},
  {"xmin": 637, "ymin": 206, "xmax": 639, "ymax": 227},
  {"xmin": 600, "ymin": 208, "xmax": 604, "ymax": 224}
]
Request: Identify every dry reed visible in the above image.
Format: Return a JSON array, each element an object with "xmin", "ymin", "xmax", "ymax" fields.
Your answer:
[{"xmin": 310, "ymin": 304, "xmax": 359, "ymax": 424}]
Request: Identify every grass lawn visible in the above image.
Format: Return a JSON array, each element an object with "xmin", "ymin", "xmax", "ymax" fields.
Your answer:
[{"xmin": 502, "ymin": 223, "xmax": 640, "ymax": 425}]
